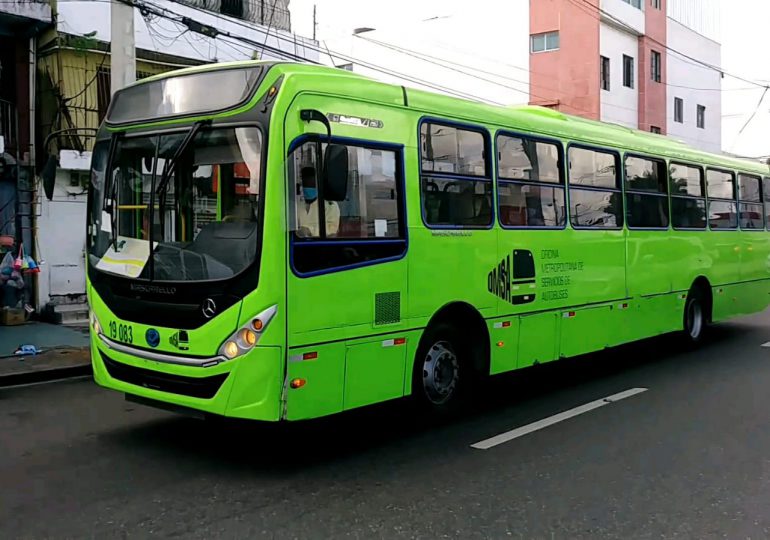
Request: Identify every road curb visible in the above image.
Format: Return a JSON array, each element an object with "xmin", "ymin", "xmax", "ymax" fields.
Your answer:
[{"xmin": 0, "ymin": 363, "xmax": 93, "ymax": 387}]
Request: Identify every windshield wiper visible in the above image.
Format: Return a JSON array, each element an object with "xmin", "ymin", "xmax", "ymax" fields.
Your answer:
[{"xmin": 155, "ymin": 120, "xmax": 210, "ymax": 236}]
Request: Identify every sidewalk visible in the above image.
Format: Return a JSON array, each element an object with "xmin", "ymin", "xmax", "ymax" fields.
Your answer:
[{"xmin": 0, "ymin": 322, "xmax": 92, "ymax": 386}]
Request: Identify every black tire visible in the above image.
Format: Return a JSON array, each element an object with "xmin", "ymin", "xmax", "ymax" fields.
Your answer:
[
  {"xmin": 683, "ymin": 286, "xmax": 708, "ymax": 345},
  {"xmin": 412, "ymin": 322, "xmax": 471, "ymax": 415}
]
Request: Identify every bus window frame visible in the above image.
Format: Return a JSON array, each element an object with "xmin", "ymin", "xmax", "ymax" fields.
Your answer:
[
  {"xmin": 287, "ymin": 134, "xmax": 409, "ymax": 278},
  {"xmin": 737, "ymin": 172, "xmax": 764, "ymax": 231},
  {"xmin": 417, "ymin": 116, "xmax": 494, "ymax": 230},
  {"xmin": 623, "ymin": 151, "xmax": 671, "ymax": 231},
  {"xmin": 706, "ymin": 166, "xmax": 738, "ymax": 231},
  {"xmin": 565, "ymin": 142, "xmax": 624, "ymax": 231},
  {"xmin": 494, "ymin": 129, "xmax": 566, "ymax": 230},
  {"xmin": 669, "ymin": 160, "xmax": 707, "ymax": 231},
  {"xmin": 764, "ymin": 177, "xmax": 770, "ymax": 231}
]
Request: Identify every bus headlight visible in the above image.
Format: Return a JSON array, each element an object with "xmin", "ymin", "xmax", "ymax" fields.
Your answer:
[
  {"xmin": 218, "ymin": 305, "xmax": 277, "ymax": 360},
  {"xmin": 90, "ymin": 310, "xmax": 103, "ymax": 335}
]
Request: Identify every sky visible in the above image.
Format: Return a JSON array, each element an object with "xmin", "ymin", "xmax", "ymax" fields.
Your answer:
[{"xmin": 287, "ymin": 0, "xmax": 770, "ymax": 159}]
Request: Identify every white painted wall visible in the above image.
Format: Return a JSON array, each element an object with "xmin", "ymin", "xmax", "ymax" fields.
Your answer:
[
  {"xmin": 666, "ymin": 18, "xmax": 721, "ymax": 152},
  {"xmin": 599, "ymin": 22, "xmax": 639, "ymax": 129},
  {"xmin": 668, "ymin": 0, "xmax": 720, "ymax": 42},
  {"xmin": 57, "ymin": 0, "xmax": 319, "ymax": 64},
  {"xmin": 600, "ymin": 0, "xmax": 645, "ymax": 36},
  {"xmin": 0, "ymin": 0, "xmax": 51, "ymax": 23}
]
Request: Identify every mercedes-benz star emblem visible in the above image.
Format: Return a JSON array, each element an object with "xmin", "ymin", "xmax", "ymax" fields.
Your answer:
[{"xmin": 202, "ymin": 298, "xmax": 217, "ymax": 318}]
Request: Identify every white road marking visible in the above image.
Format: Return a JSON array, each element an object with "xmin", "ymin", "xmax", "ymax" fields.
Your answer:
[
  {"xmin": 470, "ymin": 387, "xmax": 648, "ymax": 450},
  {"xmin": 761, "ymin": 342, "xmax": 770, "ymax": 348}
]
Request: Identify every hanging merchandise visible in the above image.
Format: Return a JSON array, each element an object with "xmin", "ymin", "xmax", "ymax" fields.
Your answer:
[{"xmin": 13, "ymin": 242, "xmax": 23, "ymax": 271}]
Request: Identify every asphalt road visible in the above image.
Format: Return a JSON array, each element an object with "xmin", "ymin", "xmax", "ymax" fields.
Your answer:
[{"xmin": 4, "ymin": 312, "xmax": 770, "ymax": 539}]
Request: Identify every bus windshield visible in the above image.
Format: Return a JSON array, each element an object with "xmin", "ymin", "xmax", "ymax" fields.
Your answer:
[{"xmin": 88, "ymin": 126, "xmax": 263, "ymax": 282}]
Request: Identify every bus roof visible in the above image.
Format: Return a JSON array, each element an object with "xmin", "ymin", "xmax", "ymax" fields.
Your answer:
[{"xmin": 135, "ymin": 60, "xmax": 769, "ymax": 176}]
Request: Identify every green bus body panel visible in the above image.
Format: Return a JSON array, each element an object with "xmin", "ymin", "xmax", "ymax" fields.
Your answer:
[{"xmin": 89, "ymin": 61, "xmax": 770, "ymax": 422}]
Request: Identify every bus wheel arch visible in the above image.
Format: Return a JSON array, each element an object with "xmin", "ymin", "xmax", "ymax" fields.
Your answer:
[{"xmin": 411, "ymin": 302, "xmax": 490, "ymax": 411}]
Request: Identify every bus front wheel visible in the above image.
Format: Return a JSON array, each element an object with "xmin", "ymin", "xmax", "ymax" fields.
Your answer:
[{"xmin": 412, "ymin": 322, "xmax": 470, "ymax": 414}]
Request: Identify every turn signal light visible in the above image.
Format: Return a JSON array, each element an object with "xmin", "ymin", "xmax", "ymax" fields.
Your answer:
[
  {"xmin": 290, "ymin": 378, "xmax": 306, "ymax": 389},
  {"xmin": 252, "ymin": 318, "xmax": 264, "ymax": 331}
]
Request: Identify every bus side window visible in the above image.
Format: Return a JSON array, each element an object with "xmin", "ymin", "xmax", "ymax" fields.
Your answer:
[
  {"xmin": 738, "ymin": 173, "xmax": 763, "ymax": 230},
  {"xmin": 419, "ymin": 121, "xmax": 492, "ymax": 228},
  {"xmin": 567, "ymin": 146, "xmax": 623, "ymax": 229},
  {"xmin": 706, "ymin": 169, "xmax": 737, "ymax": 230},
  {"xmin": 625, "ymin": 155, "xmax": 669, "ymax": 229},
  {"xmin": 670, "ymin": 162, "xmax": 706, "ymax": 230}
]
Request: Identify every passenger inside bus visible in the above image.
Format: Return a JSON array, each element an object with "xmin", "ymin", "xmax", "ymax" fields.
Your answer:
[{"xmin": 297, "ymin": 166, "xmax": 340, "ymax": 237}]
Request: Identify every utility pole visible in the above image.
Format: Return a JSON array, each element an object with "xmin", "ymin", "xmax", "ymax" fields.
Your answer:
[
  {"xmin": 313, "ymin": 4, "xmax": 317, "ymax": 41},
  {"xmin": 111, "ymin": 0, "xmax": 136, "ymax": 96}
]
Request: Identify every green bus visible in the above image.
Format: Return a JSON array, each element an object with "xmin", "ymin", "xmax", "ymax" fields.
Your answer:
[{"xmin": 85, "ymin": 60, "xmax": 770, "ymax": 421}]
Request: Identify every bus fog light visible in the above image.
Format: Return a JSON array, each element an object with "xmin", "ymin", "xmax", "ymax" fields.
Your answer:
[{"xmin": 223, "ymin": 341, "xmax": 239, "ymax": 359}]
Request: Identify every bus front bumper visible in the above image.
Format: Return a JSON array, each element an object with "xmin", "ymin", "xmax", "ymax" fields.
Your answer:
[{"xmin": 91, "ymin": 332, "xmax": 284, "ymax": 421}]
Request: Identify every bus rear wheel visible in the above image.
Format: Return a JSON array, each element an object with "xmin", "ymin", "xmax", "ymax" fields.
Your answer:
[
  {"xmin": 413, "ymin": 323, "xmax": 468, "ymax": 414},
  {"xmin": 683, "ymin": 287, "xmax": 707, "ymax": 344}
]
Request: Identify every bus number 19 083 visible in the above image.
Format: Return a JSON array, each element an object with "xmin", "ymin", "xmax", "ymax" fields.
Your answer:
[{"xmin": 109, "ymin": 321, "xmax": 133, "ymax": 344}]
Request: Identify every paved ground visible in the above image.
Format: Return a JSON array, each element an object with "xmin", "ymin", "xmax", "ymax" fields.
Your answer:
[
  {"xmin": 3, "ymin": 312, "xmax": 770, "ymax": 539},
  {"xmin": 0, "ymin": 321, "xmax": 89, "ymax": 356}
]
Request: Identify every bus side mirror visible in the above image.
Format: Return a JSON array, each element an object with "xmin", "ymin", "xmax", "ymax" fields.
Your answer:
[
  {"xmin": 323, "ymin": 144, "xmax": 348, "ymax": 201},
  {"xmin": 41, "ymin": 154, "xmax": 59, "ymax": 201}
]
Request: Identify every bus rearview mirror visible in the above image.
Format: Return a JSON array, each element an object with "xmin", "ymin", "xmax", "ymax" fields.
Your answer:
[{"xmin": 323, "ymin": 144, "xmax": 348, "ymax": 201}]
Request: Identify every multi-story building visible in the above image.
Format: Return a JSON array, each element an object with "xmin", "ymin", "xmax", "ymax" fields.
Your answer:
[{"xmin": 529, "ymin": 0, "xmax": 721, "ymax": 152}]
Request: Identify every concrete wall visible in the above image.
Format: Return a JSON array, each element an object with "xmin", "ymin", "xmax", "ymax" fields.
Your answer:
[
  {"xmin": 600, "ymin": 0, "xmax": 645, "ymax": 35},
  {"xmin": 666, "ymin": 17, "xmax": 721, "ymax": 152},
  {"xmin": 530, "ymin": 0, "xmax": 600, "ymax": 118},
  {"xmin": 599, "ymin": 22, "xmax": 639, "ymax": 128}
]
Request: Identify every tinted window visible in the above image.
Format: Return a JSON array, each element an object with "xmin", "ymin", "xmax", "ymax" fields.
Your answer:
[
  {"xmin": 738, "ymin": 174, "xmax": 761, "ymax": 202},
  {"xmin": 498, "ymin": 183, "xmax": 565, "ymax": 227},
  {"xmin": 422, "ymin": 177, "xmax": 492, "ymax": 227},
  {"xmin": 740, "ymin": 203, "xmax": 764, "ymax": 230},
  {"xmin": 498, "ymin": 136, "xmax": 560, "ymax": 183},
  {"xmin": 570, "ymin": 189, "xmax": 622, "ymax": 228},
  {"xmin": 625, "ymin": 156, "xmax": 666, "ymax": 193},
  {"xmin": 709, "ymin": 201, "xmax": 737, "ymax": 229},
  {"xmin": 670, "ymin": 163, "xmax": 703, "ymax": 197},
  {"xmin": 672, "ymin": 198, "xmax": 707, "ymax": 229},
  {"xmin": 420, "ymin": 123, "xmax": 486, "ymax": 176},
  {"xmin": 707, "ymin": 169, "xmax": 735, "ymax": 200},
  {"xmin": 627, "ymin": 193, "xmax": 669, "ymax": 228},
  {"xmin": 764, "ymin": 178, "xmax": 770, "ymax": 202},
  {"xmin": 568, "ymin": 147, "xmax": 618, "ymax": 188}
]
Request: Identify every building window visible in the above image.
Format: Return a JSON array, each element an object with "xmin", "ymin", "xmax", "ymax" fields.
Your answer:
[
  {"xmin": 567, "ymin": 146, "xmax": 623, "ymax": 229},
  {"xmin": 531, "ymin": 31, "xmax": 560, "ymax": 53},
  {"xmin": 651, "ymin": 0, "xmax": 661, "ymax": 9},
  {"xmin": 650, "ymin": 126, "xmax": 661, "ymax": 134},
  {"xmin": 674, "ymin": 97, "xmax": 684, "ymax": 123},
  {"xmin": 622, "ymin": 0, "xmax": 642, "ymax": 8},
  {"xmin": 651, "ymin": 50, "xmax": 662, "ymax": 82},
  {"xmin": 697, "ymin": 105, "xmax": 706, "ymax": 129},
  {"xmin": 497, "ymin": 134, "xmax": 566, "ymax": 228},
  {"xmin": 623, "ymin": 55, "xmax": 634, "ymax": 88},
  {"xmin": 601, "ymin": 56, "xmax": 610, "ymax": 91},
  {"xmin": 420, "ymin": 122, "xmax": 492, "ymax": 228}
]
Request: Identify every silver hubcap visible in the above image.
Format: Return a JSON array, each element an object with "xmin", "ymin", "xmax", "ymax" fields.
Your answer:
[
  {"xmin": 687, "ymin": 299, "xmax": 703, "ymax": 340},
  {"xmin": 422, "ymin": 341, "xmax": 459, "ymax": 405}
]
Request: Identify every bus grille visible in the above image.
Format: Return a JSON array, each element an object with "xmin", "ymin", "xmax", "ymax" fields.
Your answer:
[
  {"xmin": 100, "ymin": 351, "xmax": 229, "ymax": 399},
  {"xmin": 375, "ymin": 292, "xmax": 401, "ymax": 325}
]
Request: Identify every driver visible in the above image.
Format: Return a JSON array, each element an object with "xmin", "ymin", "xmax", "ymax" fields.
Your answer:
[{"xmin": 297, "ymin": 166, "xmax": 340, "ymax": 237}]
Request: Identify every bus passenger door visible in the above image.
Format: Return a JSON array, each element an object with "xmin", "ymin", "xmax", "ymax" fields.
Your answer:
[{"xmin": 283, "ymin": 96, "xmax": 410, "ymax": 419}]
